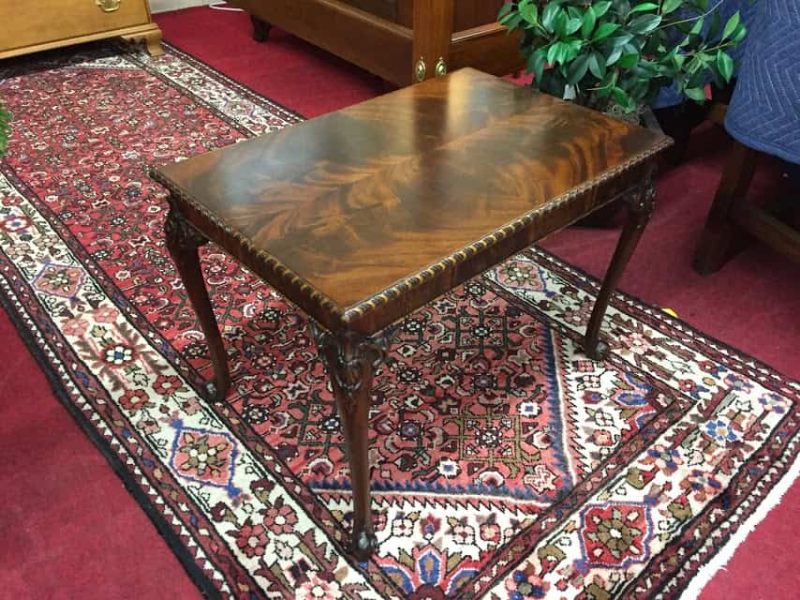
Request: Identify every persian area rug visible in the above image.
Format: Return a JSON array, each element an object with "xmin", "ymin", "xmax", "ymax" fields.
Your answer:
[{"xmin": 1, "ymin": 43, "xmax": 799, "ymax": 600}]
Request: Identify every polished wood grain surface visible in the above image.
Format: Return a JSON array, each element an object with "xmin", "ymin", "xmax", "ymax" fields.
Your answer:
[{"xmin": 155, "ymin": 69, "xmax": 670, "ymax": 333}]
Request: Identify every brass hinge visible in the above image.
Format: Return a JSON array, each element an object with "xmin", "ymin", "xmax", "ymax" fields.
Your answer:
[
  {"xmin": 435, "ymin": 57, "xmax": 447, "ymax": 78},
  {"xmin": 415, "ymin": 57, "xmax": 427, "ymax": 82}
]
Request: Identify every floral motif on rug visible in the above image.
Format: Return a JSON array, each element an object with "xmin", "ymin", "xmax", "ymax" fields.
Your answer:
[{"xmin": 1, "ymin": 43, "xmax": 798, "ymax": 599}]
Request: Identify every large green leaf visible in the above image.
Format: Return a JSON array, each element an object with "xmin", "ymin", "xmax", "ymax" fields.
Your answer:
[
  {"xmin": 684, "ymin": 86, "xmax": 707, "ymax": 102},
  {"xmin": 716, "ymin": 51, "xmax": 734, "ymax": 82},
  {"xmin": 554, "ymin": 11, "xmax": 570, "ymax": 37},
  {"xmin": 733, "ymin": 23, "xmax": 747, "ymax": 43},
  {"xmin": 581, "ymin": 7, "xmax": 597, "ymax": 37},
  {"xmin": 593, "ymin": 22, "xmax": 621, "ymax": 40},
  {"xmin": 602, "ymin": 69, "xmax": 619, "ymax": 87},
  {"xmin": 567, "ymin": 53, "xmax": 591, "ymax": 84},
  {"xmin": 519, "ymin": 2, "xmax": 539, "ymax": 26},
  {"xmin": 618, "ymin": 52, "xmax": 639, "ymax": 68},
  {"xmin": 662, "ymin": 0, "xmax": 682, "ymax": 14},
  {"xmin": 588, "ymin": 51, "xmax": 607, "ymax": 78},
  {"xmin": 565, "ymin": 16, "xmax": 583, "ymax": 34},
  {"xmin": 542, "ymin": 3, "xmax": 561, "ymax": 31},
  {"xmin": 546, "ymin": 41, "xmax": 577, "ymax": 66},
  {"xmin": 722, "ymin": 11, "xmax": 741, "ymax": 41},
  {"xmin": 628, "ymin": 14, "xmax": 662, "ymax": 34},
  {"xmin": 689, "ymin": 17, "xmax": 704, "ymax": 36},
  {"xmin": 611, "ymin": 86, "xmax": 634, "ymax": 112},
  {"xmin": 608, "ymin": 33, "xmax": 634, "ymax": 48},
  {"xmin": 567, "ymin": 5, "xmax": 582, "ymax": 20},
  {"xmin": 630, "ymin": 2, "xmax": 659, "ymax": 13},
  {"xmin": 593, "ymin": 1, "xmax": 613, "ymax": 18},
  {"xmin": 499, "ymin": 12, "xmax": 522, "ymax": 28},
  {"xmin": 606, "ymin": 46, "xmax": 623, "ymax": 67},
  {"xmin": 565, "ymin": 39, "xmax": 584, "ymax": 62},
  {"xmin": 529, "ymin": 47, "xmax": 548, "ymax": 83},
  {"xmin": 547, "ymin": 43, "xmax": 562, "ymax": 66}
]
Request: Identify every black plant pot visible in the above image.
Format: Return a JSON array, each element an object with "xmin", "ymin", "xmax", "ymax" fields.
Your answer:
[{"xmin": 651, "ymin": 101, "xmax": 709, "ymax": 166}]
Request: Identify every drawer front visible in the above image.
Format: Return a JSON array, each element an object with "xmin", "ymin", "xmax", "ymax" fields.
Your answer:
[{"xmin": 0, "ymin": 0, "xmax": 150, "ymax": 52}]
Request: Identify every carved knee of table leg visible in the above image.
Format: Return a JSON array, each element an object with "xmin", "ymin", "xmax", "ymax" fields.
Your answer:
[
  {"xmin": 309, "ymin": 321, "xmax": 393, "ymax": 560},
  {"xmin": 164, "ymin": 208, "xmax": 231, "ymax": 401},
  {"xmin": 583, "ymin": 178, "xmax": 655, "ymax": 360},
  {"xmin": 626, "ymin": 179, "xmax": 657, "ymax": 224}
]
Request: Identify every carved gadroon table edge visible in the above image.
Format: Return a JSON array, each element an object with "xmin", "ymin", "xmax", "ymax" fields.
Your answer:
[
  {"xmin": 149, "ymin": 134, "xmax": 669, "ymax": 333},
  {"xmin": 150, "ymin": 132, "xmax": 669, "ymax": 559}
]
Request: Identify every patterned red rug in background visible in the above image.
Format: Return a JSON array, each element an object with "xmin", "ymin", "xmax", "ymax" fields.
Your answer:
[{"xmin": 1, "ymin": 44, "xmax": 799, "ymax": 599}]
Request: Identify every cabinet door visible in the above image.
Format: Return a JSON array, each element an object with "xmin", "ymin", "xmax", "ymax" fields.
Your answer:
[
  {"xmin": 0, "ymin": 0, "xmax": 150, "ymax": 52},
  {"xmin": 398, "ymin": 0, "xmax": 509, "ymax": 32},
  {"xmin": 453, "ymin": 0, "xmax": 506, "ymax": 31},
  {"xmin": 343, "ymin": 0, "xmax": 397, "ymax": 22}
]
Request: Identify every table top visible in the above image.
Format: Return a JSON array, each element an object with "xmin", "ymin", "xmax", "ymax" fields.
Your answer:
[{"xmin": 153, "ymin": 69, "xmax": 671, "ymax": 333}]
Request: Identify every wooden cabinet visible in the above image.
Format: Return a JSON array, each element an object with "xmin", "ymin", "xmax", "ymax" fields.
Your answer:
[
  {"xmin": 0, "ymin": 0, "xmax": 162, "ymax": 60},
  {"xmin": 229, "ymin": 0, "xmax": 522, "ymax": 87}
]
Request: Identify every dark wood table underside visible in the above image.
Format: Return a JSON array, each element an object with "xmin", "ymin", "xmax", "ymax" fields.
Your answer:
[{"xmin": 151, "ymin": 69, "xmax": 671, "ymax": 559}]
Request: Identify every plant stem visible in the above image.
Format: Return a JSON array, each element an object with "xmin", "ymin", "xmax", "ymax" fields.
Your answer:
[
  {"xmin": 682, "ymin": 40, "xmax": 737, "ymax": 58},
  {"xmin": 657, "ymin": 0, "xmax": 725, "ymax": 31}
]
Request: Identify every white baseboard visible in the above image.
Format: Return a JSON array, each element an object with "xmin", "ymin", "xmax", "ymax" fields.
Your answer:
[{"xmin": 150, "ymin": 0, "xmax": 206, "ymax": 13}]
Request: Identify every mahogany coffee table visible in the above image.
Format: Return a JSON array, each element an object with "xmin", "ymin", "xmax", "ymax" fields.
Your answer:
[{"xmin": 151, "ymin": 69, "xmax": 671, "ymax": 559}]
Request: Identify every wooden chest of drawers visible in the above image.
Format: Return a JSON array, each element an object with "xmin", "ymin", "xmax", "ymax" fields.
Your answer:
[{"xmin": 0, "ymin": 0, "xmax": 162, "ymax": 60}]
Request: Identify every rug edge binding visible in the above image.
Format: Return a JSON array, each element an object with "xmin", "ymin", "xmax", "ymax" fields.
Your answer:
[{"xmin": 0, "ymin": 279, "xmax": 224, "ymax": 600}]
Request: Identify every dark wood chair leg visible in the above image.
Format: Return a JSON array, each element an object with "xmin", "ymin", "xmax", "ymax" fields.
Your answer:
[
  {"xmin": 310, "ymin": 322, "xmax": 393, "ymax": 561},
  {"xmin": 583, "ymin": 179, "xmax": 656, "ymax": 360},
  {"xmin": 164, "ymin": 207, "xmax": 231, "ymax": 401},
  {"xmin": 251, "ymin": 15, "xmax": 272, "ymax": 42},
  {"xmin": 693, "ymin": 140, "xmax": 759, "ymax": 275}
]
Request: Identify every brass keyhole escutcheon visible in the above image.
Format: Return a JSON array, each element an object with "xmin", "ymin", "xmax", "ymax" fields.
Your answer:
[
  {"xmin": 415, "ymin": 57, "xmax": 427, "ymax": 82},
  {"xmin": 96, "ymin": 0, "xmax": 121, "ymax": 12},
  {"xmin": 435, "ymin": 57, "xmax": 447, "ymax": 78}
]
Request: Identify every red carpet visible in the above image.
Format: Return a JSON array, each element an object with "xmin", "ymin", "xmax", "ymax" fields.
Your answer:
[{"xmin": 1, "ymin": 6, "xmax": 798, "ymax": 598}]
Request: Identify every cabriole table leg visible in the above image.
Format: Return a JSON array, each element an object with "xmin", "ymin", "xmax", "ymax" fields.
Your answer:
[
  {"xmin": 583, "ymin": 178, "xmax": 656, "ymax": 360},
  {"xmin": 309, "ymin": 321, "xmax": 393, "ymax": 560},
  {"xmin": 164, "ymin": 205, "xmax": 231, "ymax": 401}
]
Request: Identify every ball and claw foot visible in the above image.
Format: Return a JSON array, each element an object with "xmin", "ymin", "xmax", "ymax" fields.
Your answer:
[
  {"xmin": 583, "ymin": 339, "xmax": 610, "ymax": 361},
  {"xmin": 351, "ymin": 529, "xmax": 378, "ymax": 562},
  {"xmin": 203, "ymin": 380, "xmax": 229, "ymax": 402}
]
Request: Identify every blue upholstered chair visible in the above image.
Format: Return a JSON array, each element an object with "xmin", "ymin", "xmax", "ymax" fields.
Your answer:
[{"xmin": 694, "ymin": 0, "xmax": 800, "ymax": 273}]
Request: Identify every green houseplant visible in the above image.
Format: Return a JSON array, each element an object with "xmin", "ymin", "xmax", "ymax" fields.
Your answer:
[{"xmin": 499, "ymin": 0, "xmax": 747, "ymax": 116}]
